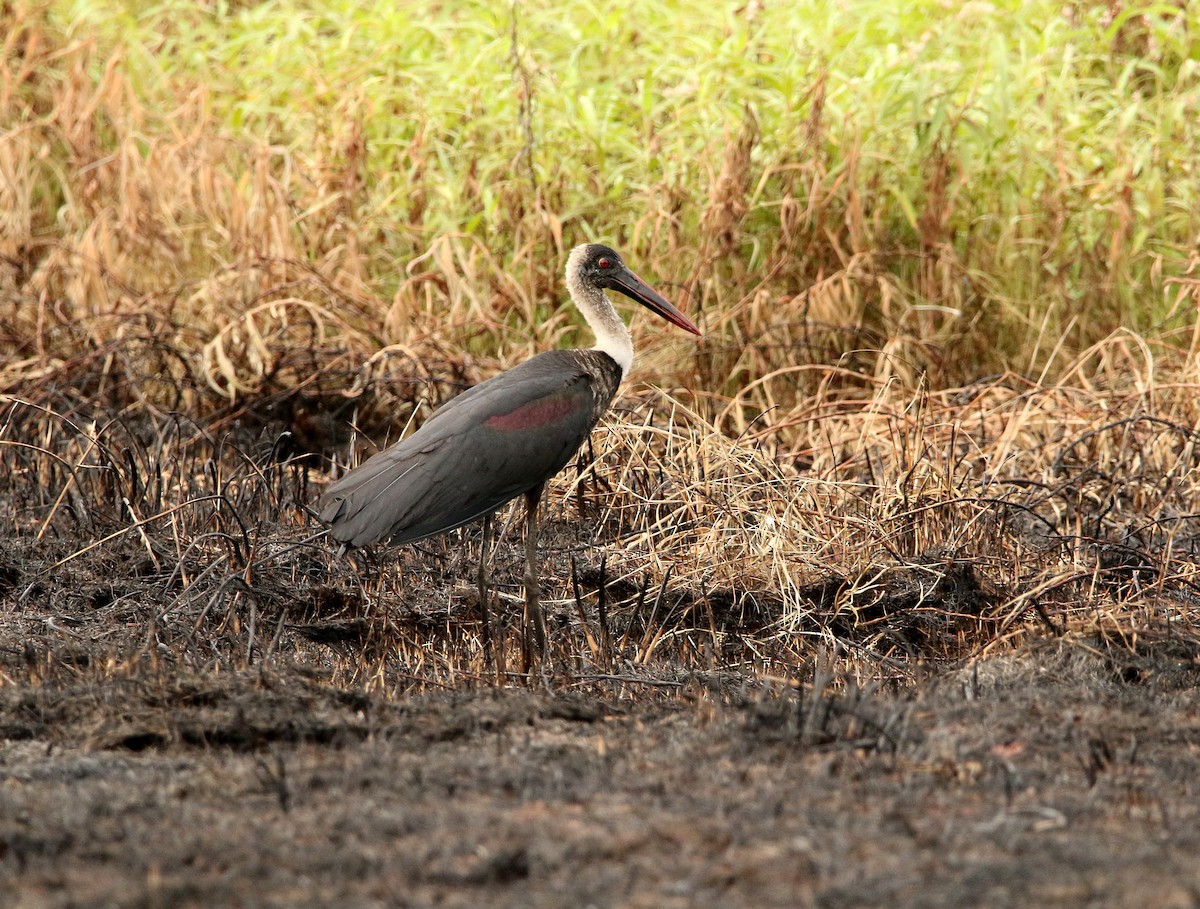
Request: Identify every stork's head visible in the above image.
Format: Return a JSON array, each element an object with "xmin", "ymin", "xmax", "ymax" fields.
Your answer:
[{"xmin": 566, "ymin": 244, "xmax": 700, "ymax": 336}]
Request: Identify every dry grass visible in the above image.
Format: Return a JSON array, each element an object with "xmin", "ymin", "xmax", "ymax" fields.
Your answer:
[
  {"xmin": 3, "ymin": 2, "xmax": 1200, "ymax": 695},
  {"xmin": 5, "ymin": 333, "xmax": 1199, "ymax": 693}
]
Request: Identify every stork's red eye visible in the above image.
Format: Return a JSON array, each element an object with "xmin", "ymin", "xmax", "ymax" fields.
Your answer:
[{"xmin": 598, "ymin": 257, "xmax": 611, "ymax": 268}]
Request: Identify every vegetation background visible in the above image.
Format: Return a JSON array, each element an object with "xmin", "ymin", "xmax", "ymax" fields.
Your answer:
[
  {"xmin": 6, "ymin": 0, "xmax": 1200, "ymax": 658},
  {"xmin": 2, "ymin": 1, "xmax": 1200, "ymax": 905}
]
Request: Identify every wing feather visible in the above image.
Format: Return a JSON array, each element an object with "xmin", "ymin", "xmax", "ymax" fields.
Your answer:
[{"xmin": 318, "ymin": 351, "xmax": 604, "ymax": 548}]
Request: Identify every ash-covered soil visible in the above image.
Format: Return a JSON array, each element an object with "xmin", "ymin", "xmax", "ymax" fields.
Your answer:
[{"xmin": 2, "ymin": 637, "xmax": 1199, "ymax": 909}]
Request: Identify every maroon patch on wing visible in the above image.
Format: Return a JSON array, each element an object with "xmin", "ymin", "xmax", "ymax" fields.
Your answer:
[{"xmin": 485, "ymin": 395, "xmax": 579, "ymax": 432}]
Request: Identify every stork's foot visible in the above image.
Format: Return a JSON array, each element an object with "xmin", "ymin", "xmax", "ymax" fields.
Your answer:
[
  {"xmin": 477, "ymin": 589, "xmax": 504, "ymax": 680},
  {"xmin": 521, "ymin": 569, "xmax": 548, "ymax": 673},
  {"xmin": 477, "ymin": 586, "xmax": 493, "ymax": 662},
  {"xmin": 477, "ymin": 515, "xmax": 502, "ymax": 679}
]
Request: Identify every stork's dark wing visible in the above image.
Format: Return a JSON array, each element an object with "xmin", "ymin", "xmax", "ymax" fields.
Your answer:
[{"xmin": 318, "ymin": 351, "xmax": 607, "ymax": 548}]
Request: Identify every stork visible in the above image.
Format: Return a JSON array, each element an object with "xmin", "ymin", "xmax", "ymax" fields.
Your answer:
[{"xmin": 318, "ymin": 243, "xmax": 701, "ymax": 667}]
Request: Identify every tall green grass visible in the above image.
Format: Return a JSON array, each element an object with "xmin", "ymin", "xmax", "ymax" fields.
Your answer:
[{"xmin": 25, "ymin": 0, "xmax": 1200, "ymax": 383}]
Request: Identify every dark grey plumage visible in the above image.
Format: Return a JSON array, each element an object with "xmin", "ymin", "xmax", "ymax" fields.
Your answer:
[{"xmin": 318, "ymin": 348, "xmax": 620, "ymax": 548}]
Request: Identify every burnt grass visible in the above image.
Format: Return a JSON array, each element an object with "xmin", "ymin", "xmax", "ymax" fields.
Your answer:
[{"xmin": 3, "ymin": 371, "xmax": 1200, "ymax": 909}]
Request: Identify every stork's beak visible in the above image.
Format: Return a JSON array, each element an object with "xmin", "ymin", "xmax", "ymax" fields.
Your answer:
[{"xmin": 611, "ymin": 267, "xmax": 702, "ymax": 336}]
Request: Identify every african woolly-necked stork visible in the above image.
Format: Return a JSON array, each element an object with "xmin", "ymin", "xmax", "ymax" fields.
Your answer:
[{"xmin": 318, "ymin": 243, "xmax": 701, "ymax": 665}]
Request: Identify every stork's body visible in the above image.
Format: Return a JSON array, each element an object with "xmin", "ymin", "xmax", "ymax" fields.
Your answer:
[
  {"xmin": 318, "ymin": 244, "xmax": 700, "ymax": 665},
  {"xmin": 319, "ymin": 347, "xmax": 622, "ymax": 549}
]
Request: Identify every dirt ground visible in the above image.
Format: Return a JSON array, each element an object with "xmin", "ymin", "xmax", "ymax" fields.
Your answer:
[
  {"xmin": 2, "ymin": 378, "xmax": 1200, "ymax": 908},
  {"xmin": 3, "ymin": 603, "xmax": 1199, "ymax": 908}
]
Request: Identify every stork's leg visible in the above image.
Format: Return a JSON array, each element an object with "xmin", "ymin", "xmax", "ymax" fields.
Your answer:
[
  {"xmin": 477, "ymin": 514, "xmax": 495, "ymax": 670},
  {"xmin": 522, "ymin": 483, "xmax": 548, "ymax": 669}
]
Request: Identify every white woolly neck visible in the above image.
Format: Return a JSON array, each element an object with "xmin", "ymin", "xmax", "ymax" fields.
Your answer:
[{"xmin": 565, "ymin": 245, "xmax": 633, "ymax": 377}]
